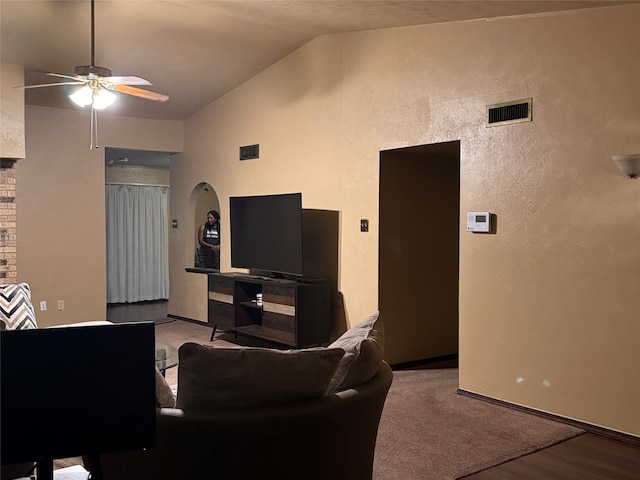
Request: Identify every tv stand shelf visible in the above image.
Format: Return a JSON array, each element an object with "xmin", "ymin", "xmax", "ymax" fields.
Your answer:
[{"xmin": 208, "ymin": 273, "xmax": 330, "ymax": 348}]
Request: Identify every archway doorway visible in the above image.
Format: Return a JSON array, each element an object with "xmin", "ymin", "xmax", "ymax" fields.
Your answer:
[{"xmin": 193, "ymin": 182, "xmax": 221, "ymax": 269}]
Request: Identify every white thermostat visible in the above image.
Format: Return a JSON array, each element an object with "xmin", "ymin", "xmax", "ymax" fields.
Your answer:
[{"xmin": 467, "ymin": 212, "xmax": 491, "ymax": 232}]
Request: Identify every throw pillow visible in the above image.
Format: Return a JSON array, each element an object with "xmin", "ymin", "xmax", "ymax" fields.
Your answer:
[
  {"xmin": 176, "ymin": 343, "xmax": 344, "ymax": 411},
  {"xmin": 0, "ymin": 283, "xmax": 38, "ymax": 330},
  {"xmin": 155, "ymin": 366, "xmax": 176, "ymax": 408},
  {"xmin": 326, "ymin": 311, "xmax": 385, "ymax": 394}
]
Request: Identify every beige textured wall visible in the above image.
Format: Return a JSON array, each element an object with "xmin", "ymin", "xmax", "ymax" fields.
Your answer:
[
  {"xmin": 17, "ymin": 105, "xmax": 181, "ymax": 327},
  {"xmin": 105, "ymin": 165, "xmax": 169, "ymax": 186},
  {"xmin": 170, "ymin": 5, "xmax": 639, "ymax": 435}
]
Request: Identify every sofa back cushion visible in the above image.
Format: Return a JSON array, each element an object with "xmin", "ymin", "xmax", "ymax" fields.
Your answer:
[
  {"xmin": 0, "ymin": 283, "xmax": 37, "ymax": 330},
  {"xmin": 326, "ymin": 311, "xmax": 385, "ymax": 394},
  {"xmin": 176, "ymin": 343, "xmax": 344, "ymax": 411}
]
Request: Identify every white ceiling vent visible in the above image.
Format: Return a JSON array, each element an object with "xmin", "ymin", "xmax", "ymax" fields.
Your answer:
[{"xmin": 486, "ymin": 98, "xmax": 532, "ymax": 127}]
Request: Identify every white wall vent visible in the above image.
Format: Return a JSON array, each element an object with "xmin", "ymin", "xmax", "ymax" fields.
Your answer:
[{"xmin": 486, "ymin": 98, "xmax": 532, "ymax": 127}]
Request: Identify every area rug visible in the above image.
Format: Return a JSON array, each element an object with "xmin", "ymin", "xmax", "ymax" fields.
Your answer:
[
  {"xmin": 373, "ymin": 368, "xmax": 584, "ymax": 480},
  {"xmin": 154, "ymin": 320, "xmax": 584, "ymax": 479},
  {"xmin": 153, "ymin": 320, "xmax": 584, "ymax": 479}
]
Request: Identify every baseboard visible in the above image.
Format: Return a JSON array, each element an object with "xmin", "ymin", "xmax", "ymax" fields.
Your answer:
[
  {"xmin": 166, "ymin": 313, "xmax": 208, "ymax": 326},
  {"xmin": 457, "ymin": 388, "xmax": 640, "ymax": 447},
  {"xmin": 391, "ymin": 354, "xmax": 458, "ymax": 370}
]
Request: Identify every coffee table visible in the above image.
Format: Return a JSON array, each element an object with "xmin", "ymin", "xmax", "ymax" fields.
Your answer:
[{"xmin": 155, "ymin": 343, "xmax": 178, "ymax": 376}]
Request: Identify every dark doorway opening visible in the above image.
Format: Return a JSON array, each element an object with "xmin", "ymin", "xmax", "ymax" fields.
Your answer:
[{"xmin": 379, "ymin": 141, "xmax": 460, "ymax": 366}]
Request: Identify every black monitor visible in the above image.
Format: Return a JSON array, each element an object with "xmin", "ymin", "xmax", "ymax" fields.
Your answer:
[{"xmin": 1, "ymin": 322, "xmax": 156, "ymax": 478}]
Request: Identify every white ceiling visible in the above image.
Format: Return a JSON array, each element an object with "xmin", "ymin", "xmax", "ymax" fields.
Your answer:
[{"xmin": 3, "ymin": 0, "xmax": 635, "ymax": 122}]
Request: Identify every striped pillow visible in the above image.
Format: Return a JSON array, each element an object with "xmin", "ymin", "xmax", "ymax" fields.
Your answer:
[{"xmin": 0, "ymin": 283, "xmax": 38, "ymax": 330}]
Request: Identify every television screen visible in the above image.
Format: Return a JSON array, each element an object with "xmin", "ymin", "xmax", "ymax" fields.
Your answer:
[
  {"xmin": 230, "ymin": 193, "xmax": 304, "ymax": 276},
  {"xmin": 1, "ymin": 322, "xmax": 156, "ymax": 467}
]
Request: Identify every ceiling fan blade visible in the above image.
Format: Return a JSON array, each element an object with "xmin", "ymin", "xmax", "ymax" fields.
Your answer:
[
  {"xmin": 106, "ymin": 76, "xmax": 152, "ymax": 86},
  {"xmin": 112, "ymin": 84, "xmax": 169, "ymax": 103},
  {"xmin": 19, "ymin": 82, "xmax": 86, "ymax": 90},
  {"xmin": 45, "ymin": 72, "xmax": 85, "ymax": 81}
]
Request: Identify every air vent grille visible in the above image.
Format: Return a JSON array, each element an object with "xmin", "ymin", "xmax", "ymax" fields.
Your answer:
[
  {"xmin": 486, "ymin": 98, "xmax": 532, "ymax": 127},
  {"xmin": 239, "ymin": 144, "xmax": 259, "ymax": 160}
]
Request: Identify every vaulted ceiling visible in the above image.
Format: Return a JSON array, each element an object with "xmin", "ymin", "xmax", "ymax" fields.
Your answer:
[{"xmin": 2, "ymin": 0, "xmax": 635, "ymax": 122}]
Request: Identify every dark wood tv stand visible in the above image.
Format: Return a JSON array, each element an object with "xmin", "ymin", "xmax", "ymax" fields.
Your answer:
[{"xmin": 207, "ymin": 273, "xmax": 330, "ymax": 348}]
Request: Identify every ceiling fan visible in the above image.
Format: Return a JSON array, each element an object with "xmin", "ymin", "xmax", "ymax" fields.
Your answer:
[{"xmin": 20, "ymin": 0, "xmax": 169, "ymax": 149}]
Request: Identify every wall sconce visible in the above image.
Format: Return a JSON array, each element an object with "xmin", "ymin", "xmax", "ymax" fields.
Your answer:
[{"xmin": 612, "ymin": 154, "xmax": 640, "ymax": 179}]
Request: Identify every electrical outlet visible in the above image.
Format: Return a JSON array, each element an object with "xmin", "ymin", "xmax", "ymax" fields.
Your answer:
[
  {"xmin": 360, "ymin": 219, "xmax": 369, "ymax": 232},
  {"xmin": 40, "ymin": 301, "xmax": 47, "ymax": 311},
  {"xmin": 58, "ymin": 300, "xmax": 64, "ymax": 311}
]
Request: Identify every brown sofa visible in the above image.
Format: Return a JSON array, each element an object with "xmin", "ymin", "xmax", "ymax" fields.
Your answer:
[
  {"xmin": 100, "ymin": 361, "xmax": 393, "ymax": 480},
  {"xmin": 100, "ymin": 311, "xmax": 389, "ymax": 480}
]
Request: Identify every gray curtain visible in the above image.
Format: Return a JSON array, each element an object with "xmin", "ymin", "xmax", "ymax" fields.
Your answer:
[{"xmin": 106, "ymin": 184, "xmax": 169, "ymax": 303}]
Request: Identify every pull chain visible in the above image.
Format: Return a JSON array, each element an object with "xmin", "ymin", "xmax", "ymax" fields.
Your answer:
[{"xmin": 89, "ymin": 104, "xmax": 100, "ymax": 150}]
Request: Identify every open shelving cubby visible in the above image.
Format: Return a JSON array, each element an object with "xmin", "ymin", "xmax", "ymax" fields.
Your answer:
[{"xmin": 208, "ymin": 273, "xmax": 330, "ymax": 348}]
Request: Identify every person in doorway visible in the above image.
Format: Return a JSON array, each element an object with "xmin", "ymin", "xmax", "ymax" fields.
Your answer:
[{"xmin": 198, "ymin": 210, "xmax": 220, "ymax": 269}]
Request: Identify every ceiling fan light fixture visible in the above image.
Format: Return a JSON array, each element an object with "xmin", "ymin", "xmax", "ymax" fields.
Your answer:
[
  {"xmin": 92, "ymin": 89, "xmax": 117, "ymax": 110},
  {"xmin": 69, "ymin": 86, "xmax": 116, "ymax": 110},
  {"xmin": 69, "ymin": 86, "xmax": 94, "ymax": 107}
]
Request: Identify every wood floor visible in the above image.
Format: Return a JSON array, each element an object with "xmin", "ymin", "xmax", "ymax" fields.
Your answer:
[
  {"xmin": 463, "ymin": 432, "xmax": 640, "ymax": 479},
  {"xmin": 106, "ymin": 299, "xmax": 168, "ymax": 323}
]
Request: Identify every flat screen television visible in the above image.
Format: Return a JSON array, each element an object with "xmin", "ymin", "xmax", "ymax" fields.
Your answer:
[
  {"xmin": 230, "ymin": 193, "xmax": 304, "ymax": 277},
  {"xmin": 1, "ymin": 322, "xmax": 156, "ymax": 478}
]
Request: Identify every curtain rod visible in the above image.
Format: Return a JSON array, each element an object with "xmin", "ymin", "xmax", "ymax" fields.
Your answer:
[{"xmin": 106, "ymin": 182, "xmax": 170, "ymax": 188}]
